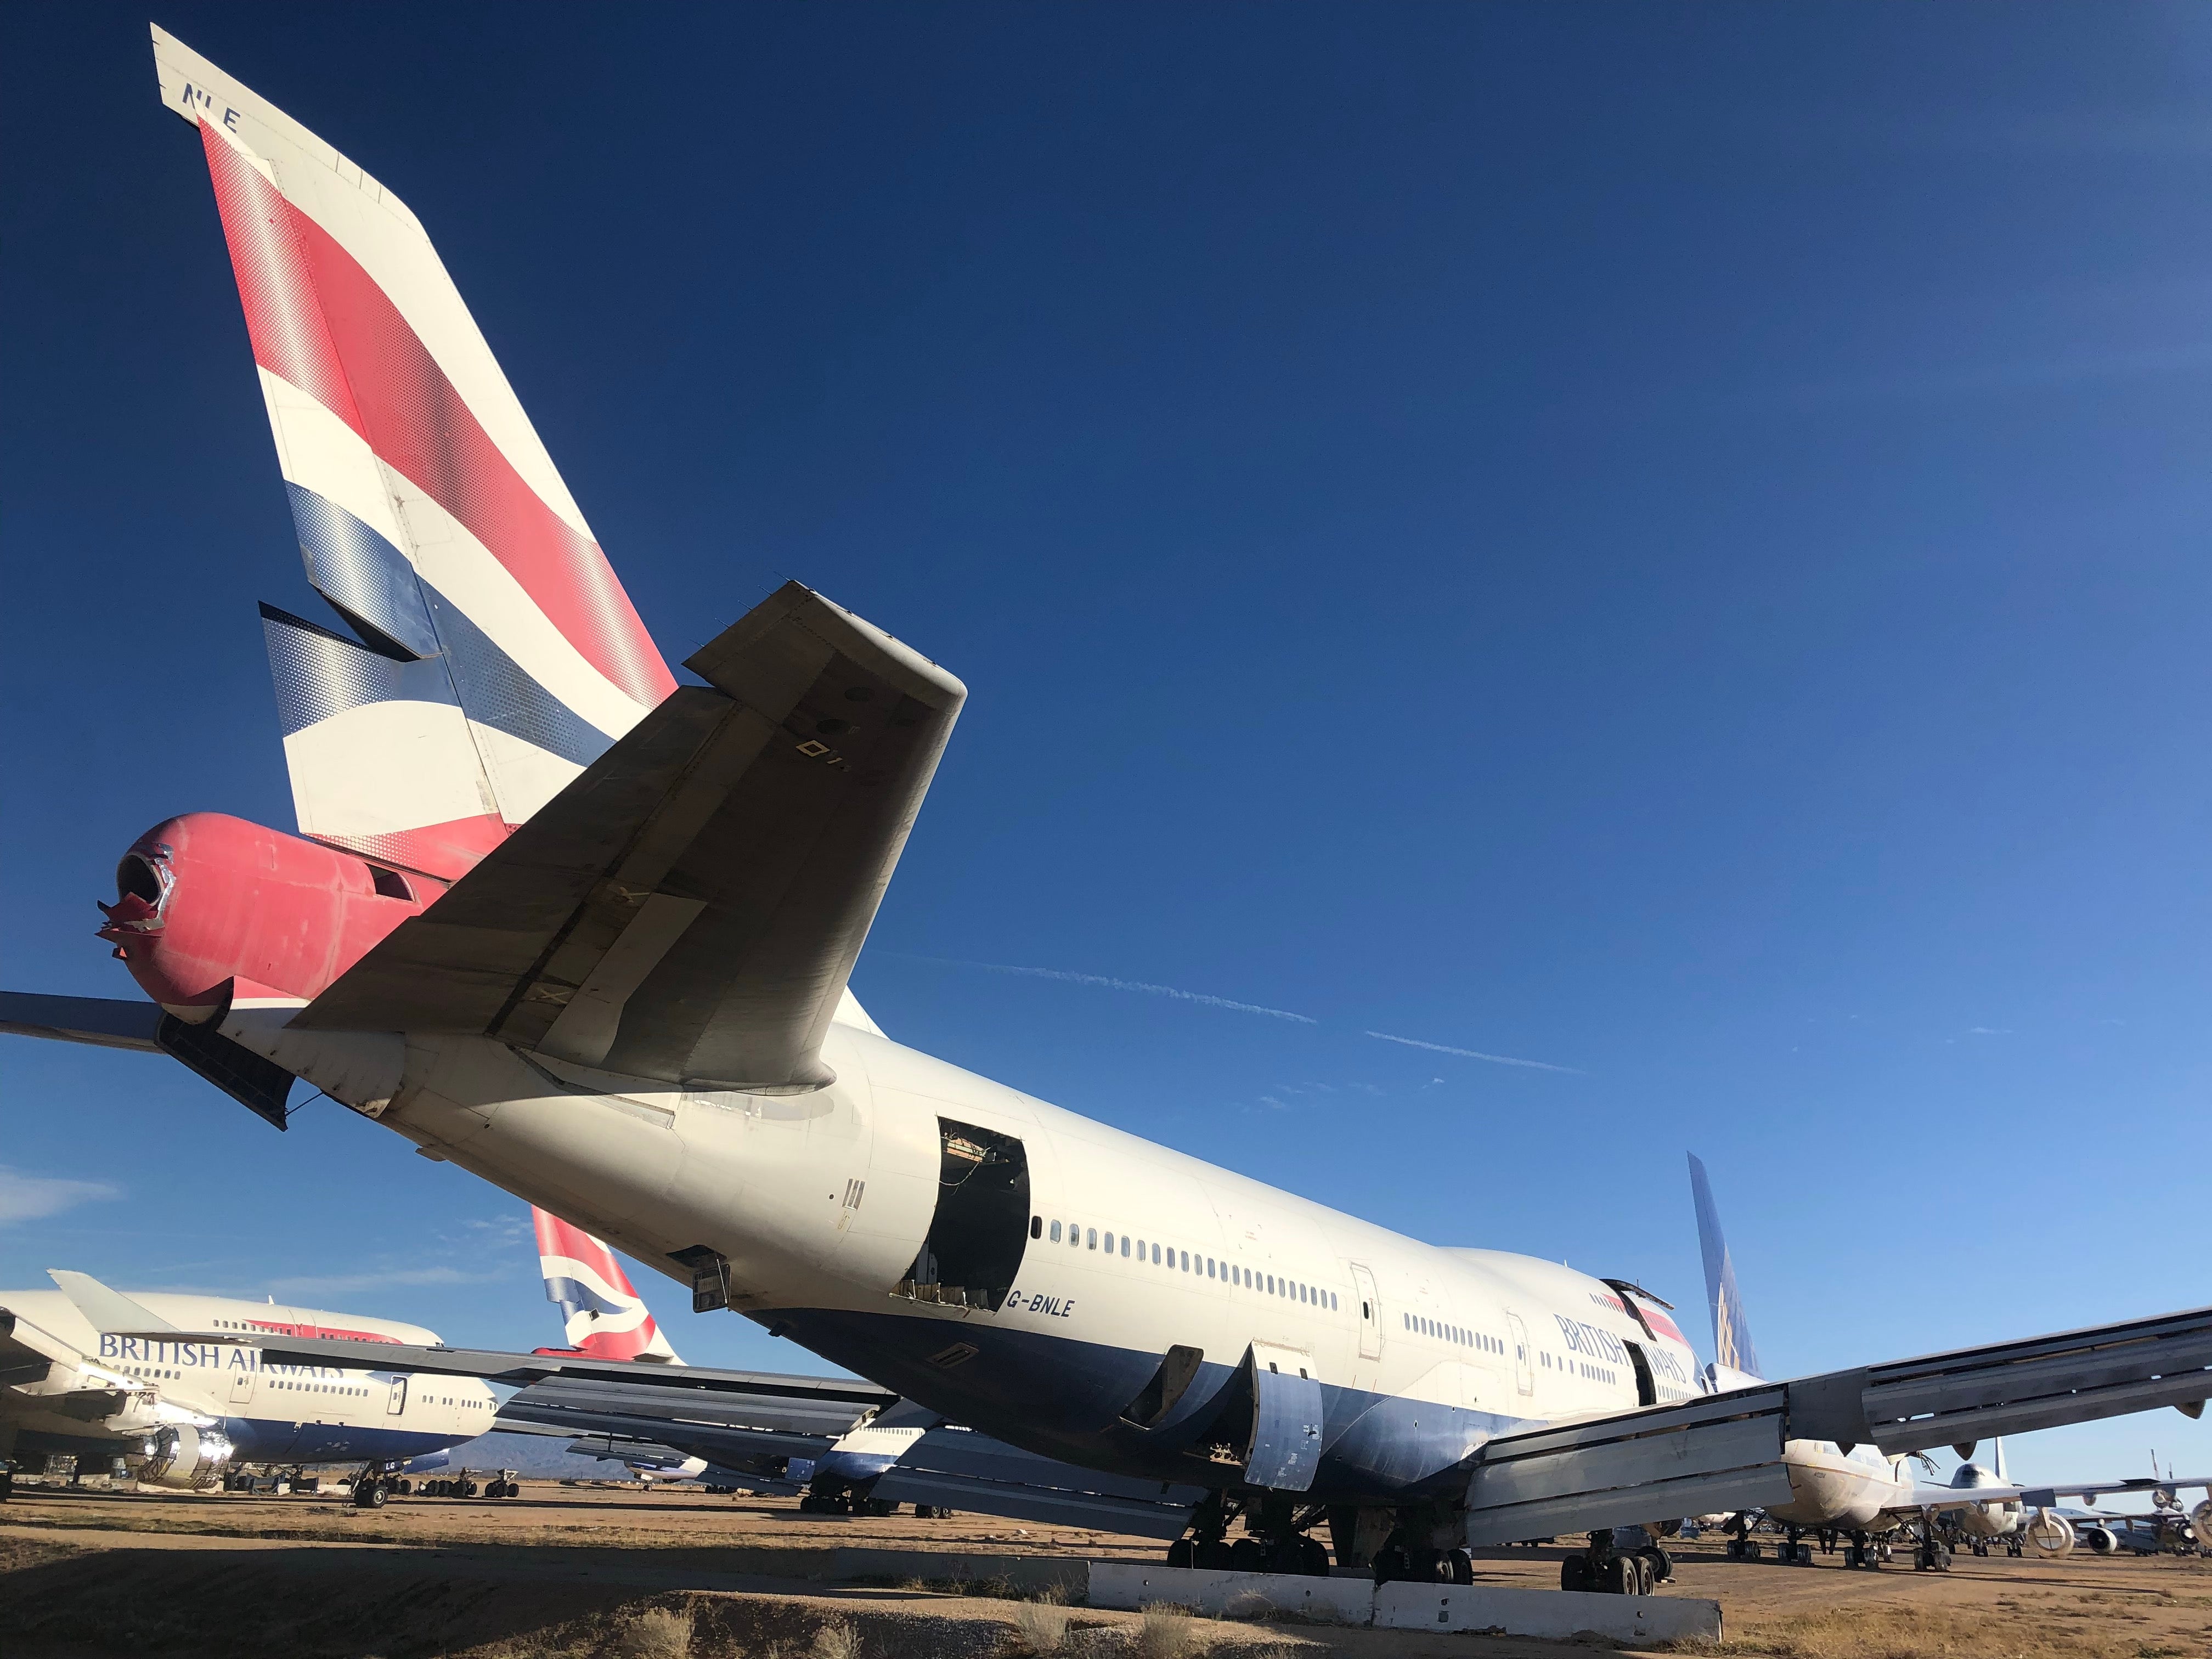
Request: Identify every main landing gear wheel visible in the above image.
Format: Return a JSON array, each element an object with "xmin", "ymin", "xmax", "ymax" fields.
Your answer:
[
  {"xmin": 352, "ymin": 1479, "xmax": 387, "ymax": 1509},
  {"xmin": 1560, "ymin": 1554, "xmax": 1591, "ymax": 1593},
  {"xmin": 1165, "ymin": 1538, "xmax": 1196, "ymax": 1568}
]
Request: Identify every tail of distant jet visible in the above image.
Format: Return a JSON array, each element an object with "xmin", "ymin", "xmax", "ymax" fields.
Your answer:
[
  {"xmin": 153, "ymin": 26, "xmax": 675, "ymax": 883},
  {"xmin": 532, "ymin": 1207, "xmax": 681, "ymax": 1363},
  {"xmin": 1687, "ymin": 1152, "xmax": 1763, "ymax": 1382}
]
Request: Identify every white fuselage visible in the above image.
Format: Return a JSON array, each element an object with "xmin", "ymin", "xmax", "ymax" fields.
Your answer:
[{"xmin": 257, "ymin": 1008, "xmax": 1731, "ymax": 1511}]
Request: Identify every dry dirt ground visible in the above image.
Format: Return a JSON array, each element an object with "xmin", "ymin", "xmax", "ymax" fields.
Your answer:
[{"xmin": 2, "ymin": 1481, "xmax": 2206, "ymax": 1658}]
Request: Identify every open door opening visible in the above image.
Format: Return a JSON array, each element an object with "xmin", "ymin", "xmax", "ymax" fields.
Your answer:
[
  {"xmin": 1624, "ymin": 1339, "xmax": 1659, "ymax": 1407},
  {"xmin": 898, "ymin": 1118, "xmax": 1029, "ymax": 1312}
]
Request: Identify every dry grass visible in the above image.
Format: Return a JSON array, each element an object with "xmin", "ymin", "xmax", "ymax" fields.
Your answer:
[
  {"xmin": 1007, "ymin": 1597, "xmax": 1073, "ymax": 1654},
  {"xmin": 1128, "ymin": 1604, "xmax": 1201, "ymax": 1659},
  {"xmin": 612, "ymin": 1606, "xmax": 695, "ymax": 1659},
  {"xmin": 807, "ymin": 1617, "xmax": 861, "ymax": 1659},
  {"xmin": 1669, "ymin": 1599, "xmax": 2196, "ymax": 1659}
]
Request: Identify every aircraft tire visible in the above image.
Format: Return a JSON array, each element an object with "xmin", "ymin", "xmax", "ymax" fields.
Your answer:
[
  {"xmin": 1642, "ymin": 1546, "xmax": 1673, "ymax": 1583},
  {"xmin": 1166, "ymin": 1538, "xmax": 1195, "ymax": 1569},
  {"xmin": 1602, "ymin": 1553, "xmax": 1638, "ymax": 1595},
  {"xmin": 353, "ymin": 1480, "xmax": 386, "ymax": 1510},
  {"xmin": 1560, "ymin": 1554, "xmax": 1591, "ymax": 1593}
]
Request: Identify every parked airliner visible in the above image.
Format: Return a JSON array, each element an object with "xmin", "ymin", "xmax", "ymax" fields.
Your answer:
[
  {"xmin": 2, "ymin": 27, "xmax": 2205, "ymax": 1595},
  {"xmin": 0, "ymin": 1272, "xmax": 495, "ymax": 1498}
]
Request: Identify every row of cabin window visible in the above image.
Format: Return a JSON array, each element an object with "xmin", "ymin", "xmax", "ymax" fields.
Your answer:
[
  {"xmin": 1548, "ymin": 1353, "xmax": 1618, "ymax": 1386},
  {"xmin": 1028, "ymin": 1215, "xmax": 1340, "ymax": 1312},
  {"xmin": 1403, "ymin": 1311, "xmax": 1504, "ymax": 1356}
]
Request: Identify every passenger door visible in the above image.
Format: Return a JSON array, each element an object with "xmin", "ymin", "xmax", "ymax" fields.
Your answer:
[
  {"xmin": 1349, "ymin": 1263, "xmax": 1383, "ymax": 1361},
  {"xmin": 385, "ymin": 1375, "xmax": 407, "ymax": 1416},
  {"xmin": 1506, "ymin": 1312, "xmax": 1534, "ymax": 1397}
]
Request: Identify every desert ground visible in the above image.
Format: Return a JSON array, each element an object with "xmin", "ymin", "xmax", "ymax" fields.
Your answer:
[{"xmin": 2, "ymin": 1480, "xmax": 2205, "ymax": 1658}]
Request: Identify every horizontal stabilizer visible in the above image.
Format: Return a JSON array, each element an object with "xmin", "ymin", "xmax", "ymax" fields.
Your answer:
[
  {"xmin": 0, "ymin": 992, "xmax": 163, "ymax": 1052},
  {"xmin": 292, "ymin": 582, "xmax": 964, "ymax": 1092}
]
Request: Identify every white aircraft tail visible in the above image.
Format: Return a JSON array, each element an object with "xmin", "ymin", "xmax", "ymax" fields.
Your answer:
[
  {"xmin": 153, "ymin": 27, "xmax": 674, "ymax": 882},
  {"xmin": 1687, "ymin": 1152, "xmax": 1764, "ymax": 1383}
]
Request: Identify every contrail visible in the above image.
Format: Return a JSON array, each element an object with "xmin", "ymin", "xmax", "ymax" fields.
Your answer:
[
  {"xmin": 892, "ymin": 955, "xmax": 1317, "ymax": 1023},
  {"xmin": 1364, "ymin": 1031, "xmax": 1581, "ymax": 1073}
]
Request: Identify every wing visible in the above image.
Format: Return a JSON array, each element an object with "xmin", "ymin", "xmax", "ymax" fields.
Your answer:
[
  {"xmin": 142, "ymin": 1327, "xmax": 895, "ymax": 1420},
  {"xmin": 2019, "ymin": 1475, "xmax": 2212, "ymax": 1505},
  {"xmin": 0, "ymin": 1305, "xmax": 152, "ymax": 1429},
  {"xmin": 290, "ymin": 583, "xmax": 964, "ymax": 1091},
  {"xmin": 1904, "ymin": 1483, "xmax": 2028, "ymax": 1511},
  {"xmin": 0, "ymin": 994, "xmax": 163, "ymax": 1053},
  {"xmin": 1460, "ymin": 1302, "xmax": 2212, "ymax": 1543}
]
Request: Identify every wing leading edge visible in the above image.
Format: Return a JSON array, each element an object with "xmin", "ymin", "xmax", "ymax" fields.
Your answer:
[{"xmin": 1461, "ymin": 1302, "xmax": 2212, "ymax": 1544}]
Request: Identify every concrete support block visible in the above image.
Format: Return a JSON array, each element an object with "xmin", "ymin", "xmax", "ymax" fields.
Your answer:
[
  {"xmin": 1089, "ymin": 1564, "xmax": 1371, "ymax": 1623},
  {"xmin": 1374, "ymin": 1581, "xmax": 1722, "ymax": 1643}
]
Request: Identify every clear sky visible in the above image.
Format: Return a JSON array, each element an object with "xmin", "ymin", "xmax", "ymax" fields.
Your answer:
[{"xmin": 4, "ymin": 3, "xmax": 2208, "ymax": 1491}]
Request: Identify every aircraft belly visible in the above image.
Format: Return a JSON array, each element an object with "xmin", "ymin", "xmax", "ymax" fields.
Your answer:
[{"xmin": 769, "ymin": 1305, "xmax": 1527, "ymax": 1503}]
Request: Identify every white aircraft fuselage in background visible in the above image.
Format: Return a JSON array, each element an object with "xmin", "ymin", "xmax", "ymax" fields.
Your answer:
[{"xmin": 2, "ymin": 1288, "xmax": 494, "ymax": 1479}]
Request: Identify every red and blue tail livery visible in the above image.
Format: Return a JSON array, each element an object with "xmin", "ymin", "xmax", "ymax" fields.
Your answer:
[
  {"xmin": 532, "ymin": 1207, "xmax": 682, "ymax": 1363},
  {"xmin": 154, "ymin": 25, "xmax": 674, "ymax": 883}
]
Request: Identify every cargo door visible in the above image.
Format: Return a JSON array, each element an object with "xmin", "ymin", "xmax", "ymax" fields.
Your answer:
[{"xmin": 896, "ymin": 1119, "xmax": 1030, "ymax": 1312}]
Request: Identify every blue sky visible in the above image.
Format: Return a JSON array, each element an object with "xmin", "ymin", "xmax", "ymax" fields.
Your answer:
[{"xmin": 4, "ymin": 3, "xmax": 2208, "ymax": 1489}]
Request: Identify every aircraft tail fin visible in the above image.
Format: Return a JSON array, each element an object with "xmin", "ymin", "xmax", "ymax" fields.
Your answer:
[
  {"xmin": 154, "ymin": 27, "xmax": 675, "ymax": 881},
  {"xmin": 531, "ymin": 1207, "xmax": 682, "ymax": 1363},
  {"xmin": 1687, "ymin": 1152, "xmax": 1763, "ymax": 1381}
]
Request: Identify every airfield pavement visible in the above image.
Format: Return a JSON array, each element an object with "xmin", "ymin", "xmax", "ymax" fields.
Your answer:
[{"xmin": 2, "ymin": 1480, "xmax": 2207, "ymax": 1658}]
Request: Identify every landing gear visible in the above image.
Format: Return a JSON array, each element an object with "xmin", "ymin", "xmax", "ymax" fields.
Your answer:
[
  {"xmin": 353, "ymin": 1477, "xmax": 387, "ymax": 1509},
  {"xmin": 1725, "ymin": 1513, "xmax": 1762, "ymax": 1561},
  {"xmin": 1172, "ymin": 1493, "xmax": 1333, "ymax": 1578},
  {"xmin": 1914, "ymin": 1518, "xmax": 1951, "ymax": 1573},
  {"xmin": 1563, "ymin": 1528, "xmax": 1667, "ymax": 1595},
  {"xmin": 1778, "ymin": 1527, "xmax": 1818, "ymax": 1565},
  {"xmin": 2005, "ymin": 1535, "xmax": 2024, "ymax": 1558}
]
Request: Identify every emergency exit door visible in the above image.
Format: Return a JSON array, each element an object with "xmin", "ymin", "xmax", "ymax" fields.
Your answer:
[{"xmin": 386, "ymin": 1376, "xmax": 407, "ymax": 1416}]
